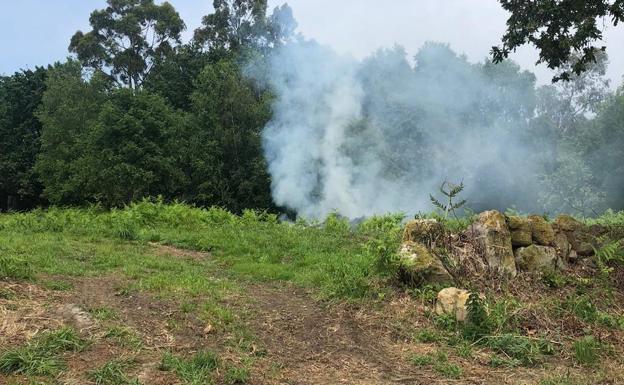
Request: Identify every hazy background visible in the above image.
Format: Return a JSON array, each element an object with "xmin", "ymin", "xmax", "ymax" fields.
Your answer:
[{"xmin": 1, "ymin": 0, "xmax": 623, "ymax": 86}]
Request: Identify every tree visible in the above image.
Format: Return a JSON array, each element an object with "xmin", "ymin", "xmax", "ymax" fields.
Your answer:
[
  {"xmin": 492, "ymin": 0, "xmax": 624, "ymax": 81},
  {"xmin": 69, "ymin": 0, "xmax": 185, "ymax": 89},
  {"xmin": 194, "ymin": 1, "xmax": 296, "ymax": 54},
  {"xmin": 188, "ymin": 59, "xmax": 274, "ymax": 211},
  {"xmin": 143, "ymin": 43, "xmax": 210, "ymax": 110},
  {"xmin": 37, "ymin": 62, "xmax": 185, "ymax": 207},
  {"xmin": 0, "ymin": 67, "xmax": 48, "ymax": 211},
  {"xmin": 35, "ymin": 61, "xmax": 110, "ymax": 205}
]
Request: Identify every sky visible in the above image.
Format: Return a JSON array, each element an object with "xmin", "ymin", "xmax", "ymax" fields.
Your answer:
[{"xmin": 1, "ymin": 0, "xmax": 623, "ymax": 86}]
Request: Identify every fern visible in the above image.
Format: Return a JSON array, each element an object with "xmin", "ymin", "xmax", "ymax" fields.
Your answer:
[{"xmin": 594, "ymin": 240, "xmax": 623, "ymax": 276}]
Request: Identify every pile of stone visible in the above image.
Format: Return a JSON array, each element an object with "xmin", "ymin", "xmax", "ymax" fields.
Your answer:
[{"xmin": 398, "ymin": 210, "xmax": 606, "ymax": 286}]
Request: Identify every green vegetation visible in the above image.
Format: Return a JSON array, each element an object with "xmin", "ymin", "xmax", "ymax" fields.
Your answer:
[
  {"xmin": 0, "ymin": 201, "xmax": 404, "ymax": 300},
  {"xmin": 89, "ymin": 359, "xmax": 140, "ymax": 385},
  {"xmin": 0, "ymin": 328, "xmax": 85, "ymax": 376},
  {"xmin": 573, "ymin": 336, "xmax": 602, "ymax": 366},
  {"xmin": 410, "ymin": 351, "xmax": 463, "ymax": 379},
  {"xmin": 160, "ymin": 351, "xmax": 219, "ymax": 385}
]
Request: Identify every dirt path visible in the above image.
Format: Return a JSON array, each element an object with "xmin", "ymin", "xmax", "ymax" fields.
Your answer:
[{"xmin": 244, "ymin": 283, "xmax": 421, "ymax": 385}]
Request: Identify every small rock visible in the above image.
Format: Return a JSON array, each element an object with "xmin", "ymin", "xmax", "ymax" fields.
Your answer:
[
  {"xmin": 435, "ymin": 287, "xmax": 473, "ymax": 322},
  {"xmin": 402, "ymin": 219, "xmax": 445, "ymax": 246},
  {"xmin": 528, "ymin": 215, "xmax": 555, "ymax": 246},
  {"xmin": 397, "ymin": 241, "xmax": 453, "ymax": 286},
  {"xmin": 507, "ymin": 216, "xmax": 532, "ymax": 247},
  {"xmin": 514, "ymin": 245, "xmax": 558, "ymax": 271}
]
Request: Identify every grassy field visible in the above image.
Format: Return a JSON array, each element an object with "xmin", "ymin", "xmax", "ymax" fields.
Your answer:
[{"xmin": 1, "ymin": 201, "xmax": 624, "ymax": 384}]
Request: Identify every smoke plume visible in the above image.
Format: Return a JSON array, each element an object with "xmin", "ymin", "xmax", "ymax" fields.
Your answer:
[{"xmin": 252, "ymin": 38, "xmax": 550, "ymax": 218}]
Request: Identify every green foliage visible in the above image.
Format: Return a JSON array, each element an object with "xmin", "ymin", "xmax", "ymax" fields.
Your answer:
[
  {"xmin": 0, "ymin": 327, "xmax": 85, "ymax": 375},
  {"xmin": 0, "ymin": 67, "xmax": 47, "ymax": 211},
  {"xmin": 492, "ymin": 1, "xmax": 622, "ymax": 81},
  {"xmin": 573, "ymin": 336, "xmax": 601, "ymax": 366},
  {"xmin": 69, "ymin": 0, "xmax": 185, "ymax": 89},
  {"xmin": 594, "ymin": 240, "xmax": 624, "ymax": 276},
  {"xmin": 358, "ymin": 214, "xmax": 404, "ymax": 276},
  {"xmin": 463, "ymin": 292, "xmax": 490, "ymax": 340}
]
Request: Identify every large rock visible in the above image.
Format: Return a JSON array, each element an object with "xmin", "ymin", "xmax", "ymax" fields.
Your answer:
[
  {"xmin": 553, "ymin": 232, "xmax": 573, "ymax": 263},
  {"xmin": 470, "ymin": 210, "xmax": 517, "ymax": 276},
  {"xmin": 507, "ymin": 216, "xmax": 532, "ymax": 247},
  {"xmin": 403, "ymin": 219, "xmax": 445, "ymax": 246},
  {"xmin": 528, "ymin": 215, "xmax": 555, "ymax": 246},
  {"xmin": 514, "ymin": 245, "xmax": 558, "ymax": 271},
  {"xmin": 552, "ymin": 215, "xmax": 584, "ymax": 232},
  {"xmin": 397, "ymin": 241, "xmax": 453, "ymax": 286},
  {"xmin": 552, "ymin": 215, "xmax": 595, "ymax": 257},
  {"xmin": 435, "ymin": 287, "xmax": 472, "ymax": 322}
]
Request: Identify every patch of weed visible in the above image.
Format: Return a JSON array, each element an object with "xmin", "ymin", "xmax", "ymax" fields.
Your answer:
[
  {"xmin": 224, "ymin": 366, "xmax": 250, "ymax": 384},
  {"xmin": 160, "ymin": 351, "xmax": 218, "ymax": 385},
  {"xmin": 573, "ymin": 336, "xmax": 600, "ymax": 366},
  {"xmin": 89, "ymin": 359, "xmax": 140, "ymax": 385},
  {"xmin": 89, "ymin": 307, "xmax": 119, "ymax": 321},
  {"xmin": 0, "ymin": 327, "xmax": 85, "ymax": 375},
  {"xmin": 103, "ymin": 326, "xmax": 142, "ymax": 349}
]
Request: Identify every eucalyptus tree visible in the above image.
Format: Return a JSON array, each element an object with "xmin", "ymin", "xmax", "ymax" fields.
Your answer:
[{"xmin": 69, "ymin": 0, "xmax": 185, "ymax": 89}]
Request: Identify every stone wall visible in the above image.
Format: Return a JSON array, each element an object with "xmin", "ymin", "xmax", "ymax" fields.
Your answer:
[{"xmin": 397, "ymin": 211, "xmax": 607, "ymax": 286}]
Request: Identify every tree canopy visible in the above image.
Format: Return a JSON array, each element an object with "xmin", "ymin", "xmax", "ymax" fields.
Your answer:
[
  {"xmin": 69, "ymin": 0, "xmax": 185, "ymax": 89},
  {"xmin": 493, "ymin": 0, "xmax": 624, "ymax": 81}
]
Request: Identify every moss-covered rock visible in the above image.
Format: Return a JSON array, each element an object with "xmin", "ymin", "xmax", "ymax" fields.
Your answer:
[
  {"xmin": 514, "ymin": 245, "xmax": 559, "ymax": 271},
  {"xmin": 528, "ymin": 215, "xmax": 555, "ymax": 246},
  {"xmin": 402, "ymin": 219, "xmax": 445, "ymax": 246},
  {"xmin": 471, "ymin": 210, "xmax": 516, "ymax": 276},
  {"xmin": 397, "ymin": 241, "xmax": 453, "ymax": 286},
  {"xmin": 552, "ymin": 215, "xmax": 597, "ymax": 257},
  {"xmin": 552, "ymin": 215, "xmax": 583, "ymax": 232},
  {"xmin": 507, "ymin": 216, "xmax": 532, "ymax": 247}
]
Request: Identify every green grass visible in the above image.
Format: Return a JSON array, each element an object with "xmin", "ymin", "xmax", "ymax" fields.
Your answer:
[
  {"xmin": 89, "ymin": 359, "xmax": 140, "ymax": 385},
  {"xmin": 0, "ymin": 201, "xmax": 400, "ymax": 300},
  {"xmin": 573, "ymin": 336, "xmax": 601, "ymax": 366},
  {"xmin": 89, "ymin": 307, "xmax": 119, "ymax": 321},
  {"xmin": 103, "ymin": 326, "xmax": 143, "ymax": 350},
  {"xmin": 224, "ymin": 366, "xmax": 250, "ymax": 384},
  {"xmin": 410, "ymin": 351, "xmax": 462, "ymax": 379},
  {"xmin": 160, "ymin": 351, "xmax": 219, "ymax": 385},
  {"xmin": 0, "ymin": 327, "xmax": 86, "ymax": 376}
]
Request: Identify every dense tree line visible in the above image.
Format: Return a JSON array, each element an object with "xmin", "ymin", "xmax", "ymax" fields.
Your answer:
[{"xmin": 0, "ymin": 0, "xmax": 623, "ymax": 215}]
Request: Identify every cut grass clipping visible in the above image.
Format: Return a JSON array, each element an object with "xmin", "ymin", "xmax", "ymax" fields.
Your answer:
[{"xmin": 0, "ymin": 327, "xmax": 85, "ymax": 376}]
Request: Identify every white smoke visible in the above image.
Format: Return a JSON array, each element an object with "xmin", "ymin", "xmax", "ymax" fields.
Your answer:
[{"xmin": 253, "ymin": 38, "xmax": 544, "ymax": 218}]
